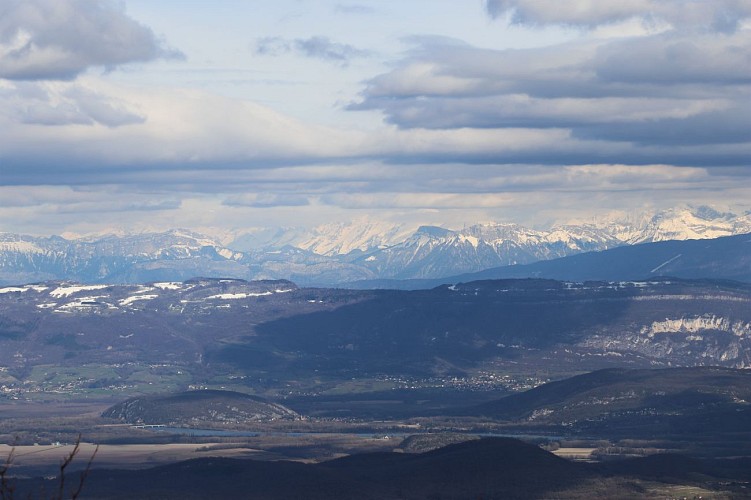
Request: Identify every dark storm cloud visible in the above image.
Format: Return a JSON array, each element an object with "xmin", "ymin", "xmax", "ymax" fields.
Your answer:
[
  {"xmin": 0, "ymin": 0, "xmax": 183, "ymax": 81},
  {"xmin": 255, "ymin": 36, "xmax": 369, "ymax": 64}
]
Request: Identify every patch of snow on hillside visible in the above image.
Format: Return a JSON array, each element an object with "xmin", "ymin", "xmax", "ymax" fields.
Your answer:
[
  {"xmin": 206, "ymin": 291, "xmax": 274, "ymax": 299},
  {"xmin": 0, "ymin": 285, "xmax": 49, "ymax": 294},
  {"xmin": 153, "ymin": 282, "xmax": 183, "ymax": 290},
  {"xmin": 207, "ymin": 293, "xmax": 250, "ymax": 300},
  {"xmin": 217, "ymin": 248, "xmax": 241, "ymax": 260},
  {"xmin": 459, "ymin": 235, "xmax": 479, "ymax": 248},
  {"xmin": 120, "ymin": 294, "xmax": 159, "ymax": 306},
  {"xmin": 50, "ymin": 285, "xmax": 108, "ymax": 298},
  {"xmin": 55, "ymin": 296, "xmax": 108, "ymax": 312},
  {"xmin": 168, "ymin": 230, "xmax": 220, "ymax": 248}
]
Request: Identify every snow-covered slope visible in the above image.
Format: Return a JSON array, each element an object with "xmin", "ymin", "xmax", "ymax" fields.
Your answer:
[
  {"xmin": 620, "ymin": 207, "xmax": 751, "ymax": 243},
  {"xmin": 576, "ymin": 206, "xmax": 750, "ymax": 243},
  {"xmin": 351, "ymin": 222, "xmax": 622, "ymax": 279},
  {"xmin": 295, "ymin": 218, "xmax": 413, "ymax": 256},
  {"xmin": 343, "ymin": 205, "xmax": 750, "ymax": 280},
  {"xmin": 0, "ymin": 230, "xmax": 248, "ymax": 285}
]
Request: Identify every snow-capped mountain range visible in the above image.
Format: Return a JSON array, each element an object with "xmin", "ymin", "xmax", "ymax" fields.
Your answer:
[{"xmin": 1, "ymin": 206, "xmax": 749, "ymax": 286}]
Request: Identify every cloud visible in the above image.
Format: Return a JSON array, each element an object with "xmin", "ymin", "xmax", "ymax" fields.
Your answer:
[
  {"xmin": 0, "ymin": 77, "xmax": 382, "ymax": 186},
  {"xmin": 0, "ymin": 0, "xmax": 183, "ymax": 81},
  {"xmin": 294, "ymin": 36, "xmax": 370, "ymax": 62},
  {"xmin": 485, "ymin": 0, "xmax": 751, "ymax": 32},
  {"xmin": 321, "ymin": 192, "xmax": 521, "ymax": 209},
  {"xmin": 318, "ymin": 163, "xmax": 715, "ymax": 209},
  {"xmin": 223, "ymin": 193, "xmax": 310, "ymax": 208},
  {"xmin": 254, "ymin": 36, "xmax": 369, "ymax": 64},
  {"xmin": 53, "ymin": 198, "xmax": 181, "ymax": 214},
  {"xmin": 1, "ymin": 74, "xmax": 748, "ymax": 195},
  {"xmin": 0, "ymin": 185, "xmax": 180, "ymax": 217},
  {"xmin": 593, "ymin": 34, "xmax": 751, "ymax": 85},
  {"xmin": 254, "ymin": 36, "xmax": 290, "ymax": 57},
  {"xmin": 0, "ymin": 14, "xmax": 749, "ymax": 230},
  {"xmin": 1, "ymin": 3, "xmax": 750, "ymax": 235},
  {"xmin": 352, "ymin": 32, "xmax": 751, "ymax": 151},
  {"xmin": 334, "ymin": 4, "xmax": 376, "ymax": 15},
  {"xmin": 8, "ymin": 82, "xmax": 145, "ymax": 127},
  {"xmin": 3, "ymin": 162, "xmax": 747, "ymax": 237},
  {"xmin": 573, "ymin": 107, "xmax": 751, "ymax": 146}
]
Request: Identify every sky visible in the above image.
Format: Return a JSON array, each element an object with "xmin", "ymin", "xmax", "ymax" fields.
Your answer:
[{"xmin": 1, "ymin": 0, "xmax": 750, "ymax": 237}]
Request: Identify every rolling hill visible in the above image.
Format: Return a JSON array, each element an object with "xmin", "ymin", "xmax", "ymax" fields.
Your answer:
[
  {"xmin": 102, "ymin": 390, "xmax": 300, "ymax": 426},
  {"xmin": 466, "ymin": 367, "xmax": 751, "ymax": 440}
]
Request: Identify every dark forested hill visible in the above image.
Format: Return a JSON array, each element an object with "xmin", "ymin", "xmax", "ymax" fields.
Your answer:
[
  {"xmin": 465, "ymin": 367, "xmax": 751, "ymax": 441},
  {"xmin": 1, "ymin": 278, "xmax": 750, "ymax": 401},
  {"xmin": 102, "ymin": 390, "xmax": 300, "ymax": 425},
  {"xmin": 12, "ymin": 437, "xmax": 751, "ymax": 499}
]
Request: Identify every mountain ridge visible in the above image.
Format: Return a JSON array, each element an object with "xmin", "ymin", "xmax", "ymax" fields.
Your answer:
[
  {"xmin": 1, "ymin": 206, "xmax": 749, "ymax": 286},
  {"xmin": 344, "ymin": 232, "xmax": 751, "ymax": 289}
]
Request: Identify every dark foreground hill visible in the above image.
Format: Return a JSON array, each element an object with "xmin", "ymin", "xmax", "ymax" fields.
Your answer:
[
  {"xmin": 11, "ymin": 438, "xmax": 751, "ymax": 499},
  {"xmin": 102, "ymin": 390, "xmax": 300, "ymax": 426},
  {"xmin": 466, "ymin": 367, "xmax": 751, "ymax": 442}
]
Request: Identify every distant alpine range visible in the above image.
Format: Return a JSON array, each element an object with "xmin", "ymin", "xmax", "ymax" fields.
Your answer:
[{"xmin": 1, "ymin": 206, "xmax": 749, "ymax": 286}]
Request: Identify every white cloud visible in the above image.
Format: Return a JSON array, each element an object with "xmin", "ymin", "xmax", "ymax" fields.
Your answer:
[
  {"xmin": 0, "ymin": 0, "xmax": 182, "ymax": 80},
  {"xmin": 486, "ymin": 0, "xmax": 751, "ymax": 32},
  {"xmin": 0, "ymin": 78, "xmax": 364, "ymax": 175},
  {"xmin": 354, "ymin": 32, "xmax": 751, "ymax": 149},
  {"xmin": 255, "ymin": 35, "xmax": 370, "ymax": 65},
  {"xmin": 1, "ymin": 1, "xmax": 749, "ymax": 235},
  {"xmin": 223, "ymin": 193, "xmax": 310, "ymax": 208}
]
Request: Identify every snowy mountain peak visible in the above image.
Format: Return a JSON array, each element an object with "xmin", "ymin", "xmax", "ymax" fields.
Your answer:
[
  {"xmin": 239, "ymin": 218, "xmax": 415, "ymax": 256},
  {"xmin": 626, "ymin": 206, "xmax": 751, "ymax": 243},
  {"xmin": 1, "ymin": 205, "xmax": 749, "ymax": 286}
]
